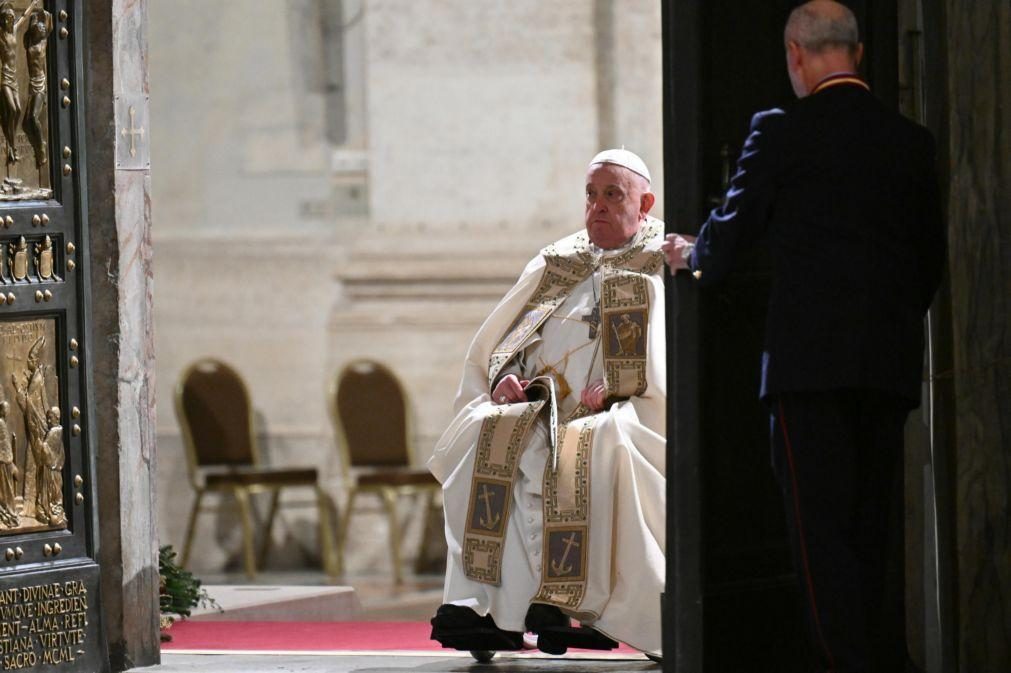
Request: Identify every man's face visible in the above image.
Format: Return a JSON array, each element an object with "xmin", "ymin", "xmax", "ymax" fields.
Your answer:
[{"xmin": 584, "ymin": 163, "xmax": 652, "ymax": 250}]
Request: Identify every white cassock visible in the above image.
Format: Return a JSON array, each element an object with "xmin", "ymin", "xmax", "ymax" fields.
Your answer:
[{"xmin": 429, "ymin": 219, "xmax": 666, "ymax": 655}]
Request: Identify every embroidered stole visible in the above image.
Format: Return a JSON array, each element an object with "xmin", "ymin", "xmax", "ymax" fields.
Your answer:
[
  {"xmin": 462, "ymin": 222, "xmax": 661, "ymax": 607},
  {"xmin": 532, "ymin": 267, "xmax": 652, "ymax": 610},
  {"xmin": 461, "ymin": 399, "xmax": 546, "ymax": 584}
]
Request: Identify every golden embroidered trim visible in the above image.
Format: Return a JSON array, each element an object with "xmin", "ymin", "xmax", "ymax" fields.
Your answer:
[
  {"xmin": 463, "ymin": 400, "xmax": 546, "ymax": 584},
  {"xmin": 487, "ymin": 219, "xmax": 663, "ymax": 387},
  {"xmin": 472, "ymin": 219, "xmax": 661, "ymax": 597},
  {"xmin": 533, "ymin": 416, "xmax": 595, "ymax": 609},
  {"xmin": 601, "ymin": 269, "xmax": 650, "ymax": 399}
]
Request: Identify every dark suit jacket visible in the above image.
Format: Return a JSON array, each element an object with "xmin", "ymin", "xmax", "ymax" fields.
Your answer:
[{"xmin": 691, "ymin": 79, "xmax": 945, "ymax": 404}]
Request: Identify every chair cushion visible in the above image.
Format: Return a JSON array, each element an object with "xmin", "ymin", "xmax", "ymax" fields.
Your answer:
[
  {"xmin": 356, "ymin": 469, "xmax": 439, "ymax": 488},
  {"xmin": 336, "ymin": 361, "xmax": 412, "ymax": 468},
  {"xmin": 205, "ymin": 467, "xmax": 319, "ymax": 488},
  {"xmin": 180, "ymin": 360, "xmax": 257, "ymax": 466}
]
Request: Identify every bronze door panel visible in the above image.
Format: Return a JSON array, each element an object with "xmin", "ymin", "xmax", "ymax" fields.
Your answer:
[{"xmin": 0, "ymin": 2, "xmax": 106, "ymax": 671}]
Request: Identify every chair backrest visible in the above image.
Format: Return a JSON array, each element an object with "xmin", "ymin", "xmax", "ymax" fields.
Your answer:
[
  {"xmin": 331, "ymin": 359, "xmax": 411, "ymax": 469},
  {"xmin": 175, "ymin": 359, "xmax": 259, "ymax": 479}
]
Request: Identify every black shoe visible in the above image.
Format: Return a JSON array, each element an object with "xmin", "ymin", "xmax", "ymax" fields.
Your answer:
[
  {"xmin": 523, "ymin": 603, "xmax": 618, "ymax": 655},
  {"xmin": 525, "ymin": 603, "xmax": 570, "ymax": 632},
  {"xmin": 535, "ymin": 626, "xmax": 619, "ymax": 655},
  {"xmin": 430, "ymin": 604, "xmax": 524, "ymax": 652}
]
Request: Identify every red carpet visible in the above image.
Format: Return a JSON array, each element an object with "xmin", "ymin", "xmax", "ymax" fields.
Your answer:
[
  {"xmin": 161, "ymin": 620, "xmax": 640, "ymax": 657},
  {"xmin": 163, "ymin": 621, "xmax": 439, "ymax": 652}
]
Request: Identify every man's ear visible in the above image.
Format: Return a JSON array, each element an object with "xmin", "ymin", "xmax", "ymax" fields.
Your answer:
[
  {"xmin": 854, "ymin": 42, "xmax": 864, "ymax": 68},
  {"xmin": 786, "ymin": 40, "xmax": 803, "ymax": 69},
  {"xmin": 640, "ymin": 192, "xmax": 656, "ymax": 216}
]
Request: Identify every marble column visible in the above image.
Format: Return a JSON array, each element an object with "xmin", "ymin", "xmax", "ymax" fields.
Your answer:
[
  {"xmin": 85, "ymin": 0, "xmax": 160, "ymax": 670},
  {"xmin": 946, "ymin": 1, "xmax": 1011, "ymax": 670}
]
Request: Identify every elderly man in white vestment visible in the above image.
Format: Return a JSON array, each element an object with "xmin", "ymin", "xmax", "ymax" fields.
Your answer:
[{"xmin": 428, "ymin": 149, "xmax": 666, "ymax": 658}]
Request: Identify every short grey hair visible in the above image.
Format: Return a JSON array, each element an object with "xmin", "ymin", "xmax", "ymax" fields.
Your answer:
[{"xmin": 785, "ymin": 1, "xmax": 860, "ymax": 54}]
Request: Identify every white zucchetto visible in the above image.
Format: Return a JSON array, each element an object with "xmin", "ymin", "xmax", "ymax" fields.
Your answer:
[{"xmin": 589, "ymin": 148, "xmax": 651, "ymax": 184}]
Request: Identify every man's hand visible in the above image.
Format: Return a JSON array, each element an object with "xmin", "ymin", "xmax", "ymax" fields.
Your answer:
[
  {"xmin": 661, "ymin": 233, "xmax": 697, "ymax": 273},
  {"xmin": 580, "ymin": 379, "xmax": 607, "ymax": 412},
  {"xmin": 492, "ymin": 374, "xmax": 529, "ymax": 405}
]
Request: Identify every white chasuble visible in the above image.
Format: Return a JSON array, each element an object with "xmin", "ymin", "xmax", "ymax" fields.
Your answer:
[{"xmin": 428, "ymin": 219, "xmax": 667, "ymax": 656}]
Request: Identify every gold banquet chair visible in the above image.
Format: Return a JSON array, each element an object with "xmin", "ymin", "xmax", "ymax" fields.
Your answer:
[
  {"xmin": 330, "ymin": 359, "xmax": 441, "ymax": 584},
  {"xmin": 175, "ymin": 358, "xmax": 338, "ymax": 579}
]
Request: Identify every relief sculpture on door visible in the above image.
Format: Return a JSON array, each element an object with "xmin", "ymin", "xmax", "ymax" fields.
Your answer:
[
  {"xmin": 0, "ymin": 318, "xmax": 65, "ymax": 534},
  {"xmin": 0, "ymin": 0, "xmax": 52, "ymax": 201}
]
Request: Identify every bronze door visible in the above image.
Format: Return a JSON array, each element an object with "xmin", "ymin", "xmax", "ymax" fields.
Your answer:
[{"xmin": 0, "ymin": 1, "xmax": 106, "ymax": 671}]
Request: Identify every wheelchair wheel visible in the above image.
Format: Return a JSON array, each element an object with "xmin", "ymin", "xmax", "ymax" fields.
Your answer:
[{"xmin": 470, "ymin": 650, "xmax": 496, "ymax": 663}]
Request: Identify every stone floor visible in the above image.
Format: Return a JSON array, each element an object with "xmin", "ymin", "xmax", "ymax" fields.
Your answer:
[
  {"xmin": 143, "ymin": 571, "xmax": 660, "ymax": 672},
  {"xmin": 141, "ymin": 653, "xmax": 660, "ymax": 673}
]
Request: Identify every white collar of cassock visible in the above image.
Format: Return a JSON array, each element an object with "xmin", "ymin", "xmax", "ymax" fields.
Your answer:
[{"xmin": 587, "ymin": 223, "xmax": 646, "ymax": 265}]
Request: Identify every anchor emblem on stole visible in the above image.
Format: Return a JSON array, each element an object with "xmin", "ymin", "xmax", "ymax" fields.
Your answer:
[
  {"xmin": 478, "ymin": 484, "xmax": 501, "ymax": 530},
  {"xmin": 550, "ymin": 532, "xmax": 581, "ymax": 576}
]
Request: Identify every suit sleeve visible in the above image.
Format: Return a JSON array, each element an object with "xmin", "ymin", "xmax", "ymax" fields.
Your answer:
[{"xmin": 690, "ymin": 109, "xmax": 785, "ymax": 285}]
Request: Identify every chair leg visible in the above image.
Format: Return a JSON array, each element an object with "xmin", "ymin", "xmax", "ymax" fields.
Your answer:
[
  {"xmin": 257, "ymin": 488, "xmax": 281, "ymax": 568},
  {"xmin": 233, "ymin": 487, "xmax": 258, "ymax": 579},
  {"xmin": 380, "ymin": 488, "xmax": 404, "ymax": 585},
  {"xmin": 180, "ymin": 489, "xmax": 204, "ymax": 569},
  {"xmin": 414, "ymin": 487, "xmax": 441, "ymax": 574},
  {"xmin": 337, "ymin": 487, "xmax": 359, "ymax": 575},
  {"xmin": 315, "ymin": 486, "xmax": 340, "ymax": 578}
]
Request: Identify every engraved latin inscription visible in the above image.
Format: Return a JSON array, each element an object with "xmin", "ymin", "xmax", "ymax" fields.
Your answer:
[{"xmin": 0, "ymin": 580, "xmax": 88, "ymax": 669}]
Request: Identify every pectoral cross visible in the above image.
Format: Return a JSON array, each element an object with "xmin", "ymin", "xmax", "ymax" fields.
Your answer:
[
  {"xmin": 478, "ymin": 485, "xmax": 501, "ymax": 530},
  {"xmin": 550, "ymin": 532, "xmax": 581, "ymax": 576},
  {"xmin": 581, "ymin": 306, "xmax": 600, "ymax": 340}
]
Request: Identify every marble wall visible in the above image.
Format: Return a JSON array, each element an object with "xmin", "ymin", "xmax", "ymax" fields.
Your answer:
[
  {"xmin": 87, "ymin": 0, "xmax": 160, "ymax": 669},
  {"xmin": 149, "ymin": 0, "xmax": 663, "ymax": 575}
]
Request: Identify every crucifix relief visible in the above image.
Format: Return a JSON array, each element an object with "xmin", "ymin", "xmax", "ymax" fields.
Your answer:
[
  {"xmin": 0, "ymin": 0, "xmax": 53, "ymax": 201},
  {"xmin": 115, "ymin": 94, "xmax": 150, "ymax": 169},
  {"xmin": 120, "ymin": 106, "xmax": 145, "ymax": 158}
]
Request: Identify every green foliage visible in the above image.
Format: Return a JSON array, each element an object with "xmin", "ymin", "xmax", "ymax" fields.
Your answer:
[{"xmin": 159, "ymin": 545, "xmax": 217, "ymax": 621}]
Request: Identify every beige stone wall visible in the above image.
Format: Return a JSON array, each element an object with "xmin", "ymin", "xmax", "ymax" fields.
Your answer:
[{"xmin": 150, "ymin": 0, "xmax": 663, "ymax": 574}]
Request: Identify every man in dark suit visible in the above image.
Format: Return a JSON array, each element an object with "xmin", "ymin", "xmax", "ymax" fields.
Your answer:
[{"xmin": 663, "ymin": 1, "xmax": 945, "ymax": 671}]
